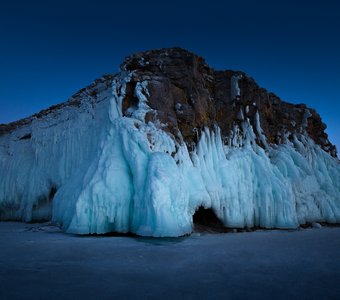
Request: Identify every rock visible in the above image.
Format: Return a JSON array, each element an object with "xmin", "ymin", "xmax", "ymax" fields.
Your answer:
[
  {"xmin": 0, "ymin": 47, "xmax": 339, "ymax": 236},
  {"xmin": 1, "ymin": 47, "xmax": 336, "ymax": 157},
  {"xmin": 118, "ymin": 47, "xmax": 337, "ymax": 156}
]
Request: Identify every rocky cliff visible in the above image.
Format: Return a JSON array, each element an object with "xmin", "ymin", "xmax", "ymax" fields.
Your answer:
[
  {"xmin": 0, "ymin": 47, "xmax": 339, "ymax": 236},
  {"xmin": 121, "ymin": 48, "xmax": 336, "ymax": 156},
  {"xmin": 2, "ymin": 48, "xmax": 336, "ymax": 157}
]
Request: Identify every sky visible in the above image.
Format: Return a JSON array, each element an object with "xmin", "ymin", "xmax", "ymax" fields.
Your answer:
[{"xmin": 0, "ymin": 0, "xmax": 339, "ymax": 150}]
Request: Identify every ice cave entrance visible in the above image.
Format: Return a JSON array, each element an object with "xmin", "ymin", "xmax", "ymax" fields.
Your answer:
[{"xmin": 193, "ymin": 206, "xmax": 227, "ymax": 232}]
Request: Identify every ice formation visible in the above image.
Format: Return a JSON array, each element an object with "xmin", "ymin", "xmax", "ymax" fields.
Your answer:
[
  {"xmin": 0, "ymin": 48, "xmax": 339, "ymax": 237},
  {"xmin": 231, "ymin": 74, "xmax": 242, "ymax": 100}
]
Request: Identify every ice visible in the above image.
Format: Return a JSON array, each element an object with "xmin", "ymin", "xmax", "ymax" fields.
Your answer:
[
  {"xmin": 231, "ymin": 74, "xmax": 241, "ymax": 100},
  {"xmin": 245, "ymin": 105, "xmax": 249, "ymax": 114},
  {"xmin": 255, "ymin": 110, "xmax": 268, "ymax": 148},
  {"xmin": 132, "ymin": 80, "xmax": 152, "ymax": 121},
  {"xmin": 1, "ymin": 73, "xmax": 340, "ymax": 236},
  {"xmin": 1, "ymin": 222, "xmax": 340, "ymax": 299},
  {"xmin": 237, "ymin": 107, "xmax": 244, "ymax": 120},
  {"xmin": 302, "ymin": 109, "xmax": 312, "ymax": 127}
]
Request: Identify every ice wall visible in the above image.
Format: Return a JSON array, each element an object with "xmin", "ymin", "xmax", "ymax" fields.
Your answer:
[{"xmin": 1, "ymin": 73, "xmax": 340, "ymax": 237}]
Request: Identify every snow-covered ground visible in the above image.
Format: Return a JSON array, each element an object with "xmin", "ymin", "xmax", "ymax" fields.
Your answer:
[{"xmin": 0, "ymin": 222, "xmax": 339, "ymax": 300}]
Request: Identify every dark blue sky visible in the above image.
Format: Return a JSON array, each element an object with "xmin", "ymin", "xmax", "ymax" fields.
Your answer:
[{"xmin": 0, "ymin": 0, "xmax": 339, "ymax": 150}]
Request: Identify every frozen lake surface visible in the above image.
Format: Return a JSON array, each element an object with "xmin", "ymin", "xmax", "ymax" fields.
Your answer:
[{"xmin": 0, "ymin": 222, "xmax": 339, "ymax": 299}]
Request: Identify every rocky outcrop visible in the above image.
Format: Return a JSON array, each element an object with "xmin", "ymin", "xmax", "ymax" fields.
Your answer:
[
  {"xmin": 120, "ymin": 47, "xmax": 336, "ymax": 156},
  {"xmin": 1, "ymin": 47, "xmax": 339, "ymax": 236},
  {"xmin": 1, "ymin": 47, "xmax": 335, "ymax": 157}
]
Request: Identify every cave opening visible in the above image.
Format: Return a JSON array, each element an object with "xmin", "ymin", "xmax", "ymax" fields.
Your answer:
[{"xmin": 193, "ymin": 206, "xmax": 228, "ymax": 233}]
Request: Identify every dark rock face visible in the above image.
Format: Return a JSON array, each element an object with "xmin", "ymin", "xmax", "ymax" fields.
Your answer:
[
  {"xmin": 120, "ymin": 47, "xmax": 337, "ymax": 156},
  {"xmin": 1, "ymin": 47, "xmax": 337, "ymax": 157}
]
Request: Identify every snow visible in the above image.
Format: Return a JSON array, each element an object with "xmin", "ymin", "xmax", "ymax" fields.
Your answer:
[
  {"xmin": 0, "ymin": 73, "xmax": 340, "ymax": 236},
  {"xmin": 0, "ymin": 222, "xmax": 339, "ymax": 300}
]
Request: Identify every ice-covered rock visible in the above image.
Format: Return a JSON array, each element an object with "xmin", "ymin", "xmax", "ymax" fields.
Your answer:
[
  {"xmin": 0, "ymin": 47, "xmax": 339, "ymax": 236},
  {"xmin": 312, "ymin": 222, "xmax": 322, "ymax": 229}
]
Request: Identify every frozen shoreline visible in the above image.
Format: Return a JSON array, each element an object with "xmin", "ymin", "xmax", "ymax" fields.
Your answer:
[{"xmin": 0, "ymin": 222, "xmax": 339, "ymax": 299}]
